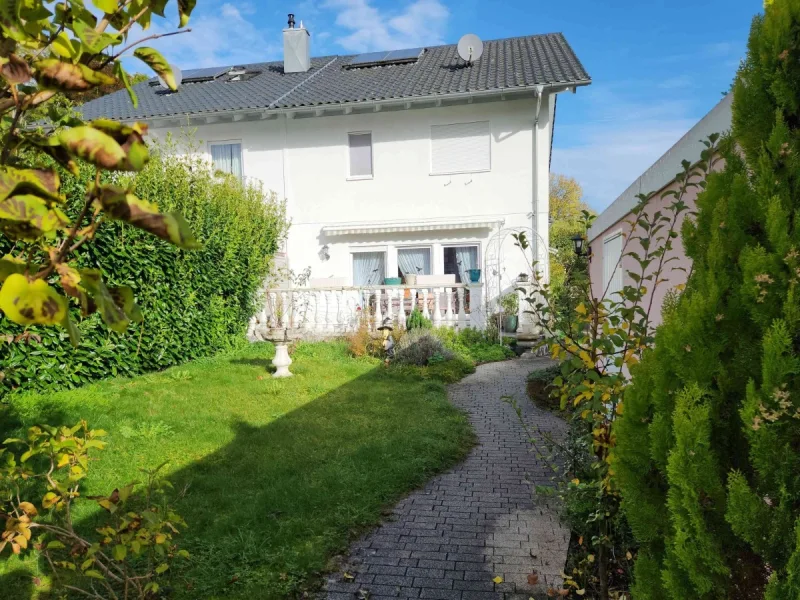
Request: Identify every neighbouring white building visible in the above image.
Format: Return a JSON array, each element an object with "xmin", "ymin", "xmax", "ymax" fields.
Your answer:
[{"xmin": 81, "ymin": 15, "xmax": 591, "ymax": 337}]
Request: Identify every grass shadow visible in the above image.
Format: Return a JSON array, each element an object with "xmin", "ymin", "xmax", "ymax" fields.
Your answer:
[{"xmin": 1, "ymin": 344, "xmax": 474, "ymax": 600}]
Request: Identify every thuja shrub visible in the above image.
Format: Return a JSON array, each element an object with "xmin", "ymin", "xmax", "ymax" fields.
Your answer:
[
  {"xmin": 0, "ymin": 142, "xmax": 287, "ymax": 397},
  {"xmin": 615, "ymin": 2, "xmax": 800, "ymax": 598}
]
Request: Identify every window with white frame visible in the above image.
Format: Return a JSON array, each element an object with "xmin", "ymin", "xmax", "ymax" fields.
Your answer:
[
  {"xmin": 352, "ymin": 251, "xmax": 385, "ymax": 286},
  {"xmin": 348, "ymin": 132, "xmax": 373, "ymax": 178},
  {"xmin": 430, "ymin": 121, "xmax": 490, "ymax": 175},
  {"xmin": 602, "ymin": 232, "xmax": 624, "ymax": 297},
  {"xmin": 444, "ymin": 245, "xmax": 479, "ymax": 283},
  {"xmin": 210, "ymin": 142, "xmax": 243, "ymax": 178},
  {"xmin": 397, "ymin": 247, "xmax": 431, "ymax": 278}
]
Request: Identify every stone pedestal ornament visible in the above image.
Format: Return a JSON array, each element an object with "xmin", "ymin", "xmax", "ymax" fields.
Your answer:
[{"xmin": 272, "ymin": 329, "xmax": 293, "ymax": 378}]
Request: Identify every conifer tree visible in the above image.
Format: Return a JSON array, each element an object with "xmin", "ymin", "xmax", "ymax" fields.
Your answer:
[{"xmin": 615, "ymin": 1, "xmax": 800, "ymax": 597}]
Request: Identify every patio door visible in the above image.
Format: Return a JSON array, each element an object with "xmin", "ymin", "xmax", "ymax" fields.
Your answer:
[{"xmin": 352, "ymin": 251, "xmax": 385, "ymax": 286}]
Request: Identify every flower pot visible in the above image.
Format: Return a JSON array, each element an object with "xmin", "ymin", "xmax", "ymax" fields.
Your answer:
[
  {"xmin": 404, "ymin": 274, "xmax": 418, "ymax": 285},
  {"xmin": 503, "ymin": 315, "xmax": 519, "ymax": 333},
  {"xmin": 384, "ymin": 277, "xmax": 402, "ymax": 285},
  {"xmin": 467, "ymin": 269, "xmax": 481, "ymax": 283}
]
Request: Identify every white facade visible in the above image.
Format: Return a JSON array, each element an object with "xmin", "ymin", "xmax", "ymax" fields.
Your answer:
[{"xmin": 150, "ymin": 94, "xmax": 556, "ymax": 300}]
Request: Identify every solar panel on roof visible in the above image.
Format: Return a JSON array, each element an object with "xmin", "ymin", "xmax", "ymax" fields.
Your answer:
[
  {"xmin": 346, "ymin": 47, "xmax": 425, "ymax": 69},
  {"xmin": 384, "ymin": 47, "xmax": 424, "ymax": 61},
  {"xmin": 181, "ymin": 66, "xmax": 230, "ymax": 82},
  {"xmin": 348, "ymin": 51, "xmax": 390, "ymax": 66}
]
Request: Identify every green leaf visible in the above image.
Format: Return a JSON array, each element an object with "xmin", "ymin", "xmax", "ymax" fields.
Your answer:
[
  {"xmin": 0, "ymin": 254, "xmax": 25, "ymax": 283},
  {"xmin": 91, "ymin": 0, "xmax": 117, "ymax": 13},
  {"xmin": 0, "ymin": 273, "xmax": 69, "ymax": 326},
  {"xmin": 72, "ymin": 20, "xmax": 118, "ymax": 53},
  {"xmin": 88, "ymin": 119, "xmax": 149, "ymax": 170},
  {"xmin": 0, "ymin": 166, "xmax": 62, "ymax": 204},
  {"xmin": 83, "ymin": 569, "xmax": 105, "ymax": 580},
  {"xmin": 54, "ymin": 126, "xmax": 127, "ymax": 171},
  {"xmin": 112, "ymin": 544, "xmax": 127, "ymax": 561},
  {"xmin": 113, "ymin": 61, "xmax": 137, "ymax": 108},
  {"xmin": 35, "ymin": 59, "xmax": 116, "ymax": 91},
  {"xmin": 109, "ymin": 286, "xmax": 143, "ymax": 323},
  {"xmin": 51, "ymin": 32, "xmax": 81, "ymax": 61},
  {"xmin": 94, "ymin": 185, "xmax": 201, "ymax": 250},
  {"xmin": 0, "ymin": 194, "xmax": 68, "ymax": 241},
  {"xmin": 78, "ymin": 269, "xmax": 129, "ymax": 333},
  {"xmin": 133, "ymin": 47, "xmax": 176, "ymax": 90},
  {"xmin": 155, "ymin": 562, "xmax": 169, "ymax": 574},
  {"xmin": 177, "ymin": 0, "xmax": 195, "ymax": 27},
  {"xmin": 61, "ymin": 312, "xmax": 80, "ymax": 347},
  {"xmin": 47, "ymin": 540, "xmax": 66, "ymax": 550}
]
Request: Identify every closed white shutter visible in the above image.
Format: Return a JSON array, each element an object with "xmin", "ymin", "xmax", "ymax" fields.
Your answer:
[
  {"xmin": 430, "ymin": 121, "xmax": 490, "ymax": 175},
  {"xmin": 603, "ymin": 233, "xmax": 624, "ymax": 297},
  {"xmin": 348, "ymin": 133, "xmax": 373, "ymax": 177}
]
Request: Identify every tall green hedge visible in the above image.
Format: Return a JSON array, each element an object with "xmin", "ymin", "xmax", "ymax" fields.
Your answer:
[
  {"xmin": 614, "ymin": 2, "xmax": 800, "ymax": 598},
  {"xmin": 0, "ymin": 140, "xmax": 287, "ymax": 397}
]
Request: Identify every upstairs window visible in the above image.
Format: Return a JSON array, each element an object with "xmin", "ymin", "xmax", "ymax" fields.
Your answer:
[
  {"xmin": 348, "ymin": 132, "xmax": 373, "ymax": 178},
  {"xmin": 430, "ymin": 121, "xmax": 490, "ymax": 175},
  {"xmin": 210, "ymin": 142, "xmax": 243, "ymax": 178}
]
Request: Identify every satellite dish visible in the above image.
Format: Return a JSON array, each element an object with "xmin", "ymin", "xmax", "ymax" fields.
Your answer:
[
  {"xmin": 457, "ymin": 34, "xmax": 483, "ymax": 64},
  {"xmin": 158, "ymin": 65, "xmax": 182, "ymax": 89}
]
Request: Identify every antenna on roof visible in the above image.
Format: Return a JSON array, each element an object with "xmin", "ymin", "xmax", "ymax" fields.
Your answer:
[
  {"xmin": 158, "ymin": 64, "xmax": 182, "ymax": 89},
  {"xmin": 457, "ymin": 33, "xmax": 483, "ymax": 65}
]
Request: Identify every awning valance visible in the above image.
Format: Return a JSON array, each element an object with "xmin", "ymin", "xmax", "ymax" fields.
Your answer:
[{"xmin": 321, "ymin": 217, "xmax": 504, "ymax": 236}]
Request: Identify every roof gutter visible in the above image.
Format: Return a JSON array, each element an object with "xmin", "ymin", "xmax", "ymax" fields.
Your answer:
[
  {"xmin": 532, "ymin": 85, "xmax": 545, "ymax": 279},
  {"xmin": 137, "ymin": 79, "xmax": 591, "ymax": 127}
]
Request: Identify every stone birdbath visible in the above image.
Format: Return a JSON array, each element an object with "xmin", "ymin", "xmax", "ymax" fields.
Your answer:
[{"xmin": 272, "ymin": 329, "xmax": 293, "ymax": 378}]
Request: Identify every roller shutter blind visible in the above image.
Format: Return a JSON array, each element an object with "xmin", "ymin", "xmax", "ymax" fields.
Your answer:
[{"xmin": 430, "ymin": 121, "xmax": 491, "ymax": 175}]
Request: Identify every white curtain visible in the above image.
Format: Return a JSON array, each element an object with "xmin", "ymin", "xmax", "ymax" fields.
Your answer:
[
  {"xmin": 211, "ymin": 143, "xmax": 242, "ymax": 178},
  {"xmin": 455, "ymin": 246, "xmax": 478, "ymax": 283},
  {"xmin": 353, "ymin": 252, "xmax": 385, "ymax": 285},
  {"xmin": 397, "ymin": 248, "xmax": 431, "ymax": 277}
]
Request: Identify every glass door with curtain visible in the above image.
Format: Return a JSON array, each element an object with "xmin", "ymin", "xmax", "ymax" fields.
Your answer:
[
  {"xmin": 397, "ymin": 247, "xmax": 431, "ymax": 279},
  {"xmin": 210, "ymin": 142, "xmax": 243, "ymax": 179},
  {"xmin": 444, "ymin": 245, "xmax": 479, "ymax": 314},
  {"xmin": 352, "ymin": 251, "xmax": 385, "ymax": 286}
]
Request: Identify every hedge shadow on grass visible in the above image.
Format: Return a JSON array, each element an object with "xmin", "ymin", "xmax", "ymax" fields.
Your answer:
[{"xmin": 1, "ymin": 354, "xmax": 474, "ymax": 600}]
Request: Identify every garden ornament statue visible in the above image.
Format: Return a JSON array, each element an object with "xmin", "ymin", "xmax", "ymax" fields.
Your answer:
[
  {"xmin": 378, "ymin": 318, "xmax": 395, "ymax": 364},
  {"xmin": 272, "ymin": 328, "xmax": 293, "ymax": 378}
]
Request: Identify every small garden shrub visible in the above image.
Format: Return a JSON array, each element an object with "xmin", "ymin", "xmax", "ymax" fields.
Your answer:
[
  {"xmin": 527, "ymin": 365, "xmax": 561, "ymax": 411},
  {"xmin": 0, "ymin": 138, "xmax": 288, "ymax": 398},
  {"xmin": 406, "ymin": 307, "xmax": 432, "ymax": 330},
  {"xmin": 434, "ymin": 327, "xmax": 515, "ymax": 364},
  {"xmin": 394, "ymin": 328, "xmax": 454, "ymax": 366}
]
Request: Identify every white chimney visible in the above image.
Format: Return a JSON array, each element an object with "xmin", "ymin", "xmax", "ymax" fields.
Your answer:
[{"xmin": 283, "ymin": 14, "xmax": 310, "ymax": 74}]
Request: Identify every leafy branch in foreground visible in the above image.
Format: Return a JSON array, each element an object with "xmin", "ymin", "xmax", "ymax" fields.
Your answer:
[
  {"xmin": 0, "ymin": 0, "xmax": 200, "ymax": 346},
  {"xmin": 1, "ymin": 422, "xmax": 188, "ymax": 599}
]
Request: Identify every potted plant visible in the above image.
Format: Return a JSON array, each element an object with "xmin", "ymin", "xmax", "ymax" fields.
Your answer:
[{"xmin": 499, "ymin": 292, "xmax": 519, "ymax": 333}]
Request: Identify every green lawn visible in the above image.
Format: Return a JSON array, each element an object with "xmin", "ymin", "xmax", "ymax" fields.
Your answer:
[{"xmin": 0, "ymin": 342, "xmax": 475, "ymax": 599}]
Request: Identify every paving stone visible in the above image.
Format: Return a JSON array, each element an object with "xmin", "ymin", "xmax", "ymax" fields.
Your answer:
[{"xmin": 322, "ymin": 356, "xmax": 568, "ymax": 600}]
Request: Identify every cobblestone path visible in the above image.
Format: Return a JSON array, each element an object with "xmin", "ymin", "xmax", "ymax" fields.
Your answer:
[{"xmin": 324, "ymin": 355, "xmax": 569, "ymax": 600}]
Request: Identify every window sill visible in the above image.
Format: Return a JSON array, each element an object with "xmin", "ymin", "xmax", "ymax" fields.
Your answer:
[
  {"xmin": 347, "ymin": 175, "xmax": 374, "ymax": 181},
  {"xmin": 430, "ymin": 169, "xmax": 490, "ymax": 177}
]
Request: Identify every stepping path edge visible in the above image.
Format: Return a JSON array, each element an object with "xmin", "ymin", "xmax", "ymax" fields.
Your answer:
[{"xmin": 323, "ymin": 355, "xmax": 570, "ymax": 600}]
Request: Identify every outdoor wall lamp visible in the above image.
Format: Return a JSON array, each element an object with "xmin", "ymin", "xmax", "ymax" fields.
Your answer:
[{"xmin": 571, "ymin": 233, "xmax": 592, "ymax": 259}]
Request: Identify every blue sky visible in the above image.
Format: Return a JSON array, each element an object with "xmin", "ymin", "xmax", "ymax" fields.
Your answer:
[{"xmin": 141, "ymin": 0, "xmax": 759, "ymax": 211}]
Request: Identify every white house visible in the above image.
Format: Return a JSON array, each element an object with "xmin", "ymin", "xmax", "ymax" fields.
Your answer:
[{"xmin": 81, "ymin": 16, "xmax": 591, "ymax": 336}]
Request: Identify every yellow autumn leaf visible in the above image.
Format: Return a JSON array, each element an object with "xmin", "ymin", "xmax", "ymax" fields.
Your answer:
[
  {"xmin": 576, "ymin": 590, "xmax": 586, "ymax": 596},
  {"xmin": 571, "ymin": 478, "xmax": 580, "ymax": 485},
  {"xmin": 587, "ymin": 554, "xmax": 595, "ymax": 563},
  {"xmin": 0, "ymin": 273, "xmax": 68, "ymax": 326},
  {"xmin": 576, "ymin": 303, "xmax": 587, "ymax": 315},
  {"xmin": 626, "ymin": 551, "xmax": 633, "ymax": 560},
  {"xmin": 615, "ymin": 402, "xmax": 624, "ymax": 415},
  {"xmin": 493, "ymin": 576, "xmax": 503, "ymax": 584}
]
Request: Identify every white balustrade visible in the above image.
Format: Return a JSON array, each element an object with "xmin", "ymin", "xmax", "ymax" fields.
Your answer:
[{"xmin": 253, "ymin": 283, "xmax": 481, "ymax": 338}]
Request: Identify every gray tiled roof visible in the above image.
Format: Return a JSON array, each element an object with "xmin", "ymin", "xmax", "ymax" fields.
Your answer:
[{"xmin": 81, "ymin": 33, "xmax": 590, "ymax": 121}]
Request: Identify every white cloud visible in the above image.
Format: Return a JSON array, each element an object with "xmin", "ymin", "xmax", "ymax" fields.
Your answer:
[
  {"xmin": 552, "ymin": 86, "xmax": 698, "ymax": 211},
  {"xmin": 322, "ymin": 0, "xmax": 449, "ymax": 52},
  {"xmin": 126, "ymin": 3, "xmax": 280, "ymax": 70}
]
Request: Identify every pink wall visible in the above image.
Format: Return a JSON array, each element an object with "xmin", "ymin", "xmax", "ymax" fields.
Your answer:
[{"xmin": 588, "ymin": 176, "xmax": 705, "ymax": 329}]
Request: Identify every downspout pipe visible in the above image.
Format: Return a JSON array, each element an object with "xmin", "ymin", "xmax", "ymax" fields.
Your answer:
[{"xmin": 532, "ymin": 85, "xmax": 544, "ymax": 277}]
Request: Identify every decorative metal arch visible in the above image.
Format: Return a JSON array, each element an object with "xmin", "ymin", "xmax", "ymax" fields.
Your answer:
[{"xmin": 483, "ymin": 226, "xmax": 549, "ymax": 311}]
